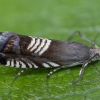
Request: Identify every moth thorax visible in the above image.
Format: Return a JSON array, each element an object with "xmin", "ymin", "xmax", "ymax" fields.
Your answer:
[
  {"xmin": 90, "ymin": 45, "xmax": 100, "ymax": 57},
  {"xmin": 89, "ymin": 48, "xmax": 96, "ymax": 57}
]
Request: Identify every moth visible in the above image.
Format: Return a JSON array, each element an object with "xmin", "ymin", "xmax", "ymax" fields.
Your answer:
[{"xmin": 0, "ymin": 31, "xmax": 99, "ymax": 84}]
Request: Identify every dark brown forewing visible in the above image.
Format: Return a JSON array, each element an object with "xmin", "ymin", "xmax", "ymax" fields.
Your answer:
[{"xmin": 41, "ymin": 40, "xmax": 91, "ymax": 66}]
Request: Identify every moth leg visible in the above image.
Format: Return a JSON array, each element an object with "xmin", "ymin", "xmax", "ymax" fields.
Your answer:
[
  {"xmin": 14, "ymin": 68, "xmax": 28, "ymax": 79},
  {"xmin": 46, "ymin": 67, "xmax": 61, "ymax": 79},
  {"xmin": 9, "ymin": 69, "xmax": 28, "ymax": 97},
  {"xmin": 72, "ymin": 53, "xmax": 99, "ymax": 84},
  {"xmin": 10, "ymin": 69, "xmax": 28, "ymax": 87},
  {"xmin": 67, "ymin": 31, "xmax": 96, "ymax": 46},
  {"xmin": 72, "ymin": 62, "xmax": 88, "ymax": 84},
  {"xmin": 14, "ymin": 69, "xmax": 27, "ymax": 79}
]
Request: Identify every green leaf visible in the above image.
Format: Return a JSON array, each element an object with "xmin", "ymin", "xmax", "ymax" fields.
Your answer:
[{"xmin": 0, "ymin": 0, "xmax": 100, "ymax": 100}]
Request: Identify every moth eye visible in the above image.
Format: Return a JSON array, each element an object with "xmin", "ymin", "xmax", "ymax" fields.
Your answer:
[{"xmin": 92, "ymin": 55, "xmax": 99, "ymax": 61}]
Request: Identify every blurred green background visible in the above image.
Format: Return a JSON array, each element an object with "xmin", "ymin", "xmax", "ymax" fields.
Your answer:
[{"xmin": 0, "ymin": 0, "xmax": 100, "ymax": 100}]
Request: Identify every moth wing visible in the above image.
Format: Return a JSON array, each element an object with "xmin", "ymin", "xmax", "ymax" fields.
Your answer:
[
  {"xmin": 41, "ymin": 41, "xmax": 90, "ymax": 67},
  {"xmin": 5, "ymin": 54, "xmax": 60, "ymax": 68}
]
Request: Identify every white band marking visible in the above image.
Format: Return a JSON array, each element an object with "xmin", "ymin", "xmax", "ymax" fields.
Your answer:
[
  {"xmin": 27, "ymin": 37, "xmax": 51, "ymax": 55},
  {"xmin": 30, "ymin": 38, "xmax": 40, "ymax": 51},
  {"xmin": 39, "ymin": 39, "xmax": 51, "ymax": 55},
  {"xmin": 20, "ymin": 61, "xmax": 26, "ymax": 68},
  {"xmin": 27, "ymin": 36, "xmax": 36, "ymax": 50},
  {"xmin": 42, "ymin": 63, "xmax": 51, "ymax": 68},
  {"xmin": 10, "ymin": 59, "xmax": 14, "ymax": 67},
  {"xmin": 6, "ymin": 61, "xmax": 10, "ymax": 66},
  {"xmin": 32, "ymin": 62, "xmax": 38, "ymax": 68},
  {"xmin": 34, "ymin": 39, "xmax": 46, "ymax": 53},
  {"xmin": 16, "ymin": 61, "xmax": 20, "ymax": 68},
  {"xmin": 27, "ymin": 63, "xmax": 33, "ymax": 68},
  {"xmin": 48, "ymin": 62, "xmax": 59, "ymax": 67}
]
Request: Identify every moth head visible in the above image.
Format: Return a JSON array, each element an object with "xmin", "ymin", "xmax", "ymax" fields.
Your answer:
[
  {"xmin": 94, "ymin": 45, "xmax": 100, "ymax": 54},
  {"xmin": 90, "ymin": 45, "xmax": 100, "ymax": 61}
]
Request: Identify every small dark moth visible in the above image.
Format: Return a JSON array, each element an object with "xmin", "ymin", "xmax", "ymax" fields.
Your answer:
[{"xmin": 0, "ymin": 31, "xmax": 99, "ymax": 84}]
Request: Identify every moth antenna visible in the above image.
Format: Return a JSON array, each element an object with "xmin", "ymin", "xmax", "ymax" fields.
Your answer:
[
  {"xmin": 67, "ymin": 31, "xmax": 96, "ymax": 46},
  {"xmin": 77, "ymin": 31, "xmax": 96, "ymax": 46}
]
